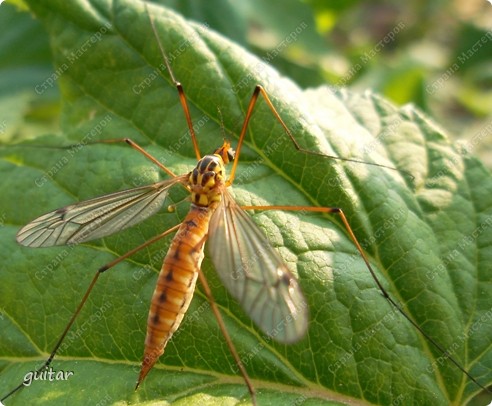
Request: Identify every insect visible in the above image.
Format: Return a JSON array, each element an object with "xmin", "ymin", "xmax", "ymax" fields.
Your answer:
[{"xmin": 1, "ymin": 1, "xmax": 490, "ymax": 404}]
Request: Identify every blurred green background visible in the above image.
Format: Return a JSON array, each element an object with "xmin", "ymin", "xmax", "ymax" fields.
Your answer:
[{"xmin": 1, "ymin": 0, "xmax": 491, "ymax": 169}]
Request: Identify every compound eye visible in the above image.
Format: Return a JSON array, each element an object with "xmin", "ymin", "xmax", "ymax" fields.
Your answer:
[{"xmin": 227, "ymin": 148, "xmax": 236, "ymax": 163}]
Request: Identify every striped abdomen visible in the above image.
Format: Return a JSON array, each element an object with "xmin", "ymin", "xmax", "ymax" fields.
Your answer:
[{"xmin": 137, "ymin": 204, "xmax": 215, "ymax": 386}]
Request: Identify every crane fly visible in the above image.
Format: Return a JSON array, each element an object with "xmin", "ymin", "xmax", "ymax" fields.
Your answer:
[{"xmin": 2, "ymin": 2, "xmax": 490, "ymax": 405}]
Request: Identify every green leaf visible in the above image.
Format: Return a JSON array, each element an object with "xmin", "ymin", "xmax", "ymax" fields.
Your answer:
[{"xmin": 1, "ymin": 0, "xmax": 491, "ymax": 405}]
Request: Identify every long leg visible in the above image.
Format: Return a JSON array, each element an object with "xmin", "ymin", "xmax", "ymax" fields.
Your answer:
[
  {"xmin": 17, "ymin": 138, "xmax": 178, "ymax": 178},
  {"xmin": 83, "ymin": 138, "xmax": 177, "ymax": 178},
  {"xmin": 196, "ymin": 267, "xmax": 257, "ymax": 405},
  {"xmin": 1, "ymin": 223, "xmax": 181, "ymax": 402},
  {"xmin": 228, "ymin": 85, "xmax": 412, "ymax": 185},
  {"xmin": 240, "ymin": 204, "xmax": 489, "ymax": 393},
  {"xmin": 147, "ymin": 5, "xmax": 201, "ymax": 161}
]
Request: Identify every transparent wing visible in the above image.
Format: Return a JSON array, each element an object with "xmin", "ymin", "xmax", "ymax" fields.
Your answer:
[
  {"xmin": 208, "ymin": 191, "xmax": 308, "ymax": 343},
  {"xmin": 17, "ymin": 175, "xmax": 188, "ymax": 247}
]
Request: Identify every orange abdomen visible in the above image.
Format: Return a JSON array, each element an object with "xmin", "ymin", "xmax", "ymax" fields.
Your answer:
[{"xmin": 137, "ymin": 204, "xmax": 214, "ymax": 386}]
